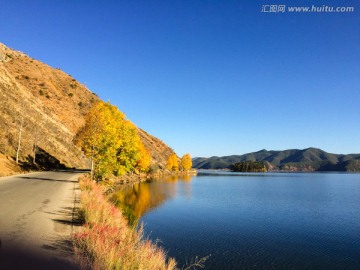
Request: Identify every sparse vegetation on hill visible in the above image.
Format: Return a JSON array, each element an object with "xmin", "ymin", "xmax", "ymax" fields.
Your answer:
[
  {"xmin": 0, "ymin": 42, "xmax": 95, "ymax": 169},
  {"xmin": 0, "ymin": 42, "xmax": 175, "ymax": 174},
  {"xmin": 136, "ymin": 128, "xmax": 176, "ymax": 170}
]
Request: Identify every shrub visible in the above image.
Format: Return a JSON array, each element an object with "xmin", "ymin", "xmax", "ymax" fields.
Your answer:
[
  {"xmin": 39, "ymin": 89, "xmax": 44, "ymax": 96},
  {"xmin": 148, "ymin": 164, "xmax": 160, "ymax": 174}
]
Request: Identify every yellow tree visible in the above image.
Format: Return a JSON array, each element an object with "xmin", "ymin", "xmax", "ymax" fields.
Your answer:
[
  {"xmin": 181, "ymin": 153, "xmax": 192, "ymax": 171},
  {"xmin": 115, "ymin": 120, "xmax": 144, "ymax": 175},
  {"xmin": 74, "ymin": 101, "xmax": 126, "ymax": 179},
  {"xmin": 75, "ymin": 101, "xmax": 153, "ymax": 179},
  {"xmin": 166, "ymin": 153, "xmax": 179, "ymax": 171},
  {"xmin": 135, "ymin": 142, "xmax": 151, "ymax": 173}
]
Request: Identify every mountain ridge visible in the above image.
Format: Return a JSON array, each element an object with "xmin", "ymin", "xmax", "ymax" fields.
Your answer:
[{"xmin": 193, "ymin": 147, "xmax": 360, "ymax": 172}]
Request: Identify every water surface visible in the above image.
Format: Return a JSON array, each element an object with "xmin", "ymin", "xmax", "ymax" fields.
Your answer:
[{"xmin": 112, "ymin": 172, "xmax": 360, "ymax": 269}]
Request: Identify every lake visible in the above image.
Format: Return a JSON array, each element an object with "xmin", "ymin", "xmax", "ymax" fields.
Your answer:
[{"xmin": 111, "ymin": 171, "xmax": 360, "ymax": 269}]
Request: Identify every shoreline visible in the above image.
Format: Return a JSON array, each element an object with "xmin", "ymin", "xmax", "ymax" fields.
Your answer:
[
  {"xmin": 104, "ymin": 169, "xmax": 198, "ymax": 185},
  {"xmin": 74, "ymin": 175, "xmax": 177, "ymax": 269}
]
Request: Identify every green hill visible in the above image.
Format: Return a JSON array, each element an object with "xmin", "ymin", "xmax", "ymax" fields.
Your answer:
[{"xmin": 193, "ymin": 148, "xmax": 360, "ymax": 172}]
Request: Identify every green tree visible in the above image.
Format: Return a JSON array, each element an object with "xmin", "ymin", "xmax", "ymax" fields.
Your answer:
[{"xmin": 230, "ymin": 161, "xmax": 266, "ymax": 172}]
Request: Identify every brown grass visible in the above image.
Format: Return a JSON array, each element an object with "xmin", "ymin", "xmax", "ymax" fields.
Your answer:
[
  {"xmin": 0, "ymin": 43, "xmax": 95, "ymax": 168},
  {"xmin": 0, "ymin": 154, "xmax": 21, "ymax": 177},
  {"xmin": 74, "ymin": 176, "xmax": 177, "ymax": 270},
  {"xmin": 0, "ymin": 42, "xmax": 176, "ymax": 170}
]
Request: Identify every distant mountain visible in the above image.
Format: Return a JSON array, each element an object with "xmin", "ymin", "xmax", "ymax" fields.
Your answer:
[
  {"xmin": 0, "ymin": 42, "xmax": 174, "ymax": 171},
  {"xmin": 193, "ymin": 148, "xmax": 360, "ymax": 172}
]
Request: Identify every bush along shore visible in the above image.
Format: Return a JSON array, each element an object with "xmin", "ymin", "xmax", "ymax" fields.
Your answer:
[
  {"xmin": 102, "ymin": 169, "xmax": 198, "ymax": 186},
  {"xmin": 74, "ymin": 175, "xmax": 177, "ymax": 270}
]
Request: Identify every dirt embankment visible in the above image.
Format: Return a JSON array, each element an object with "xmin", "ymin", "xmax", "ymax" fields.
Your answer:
[{"xmin": 0, "ymin": 154, "xmax": 22, "ymax": 177}]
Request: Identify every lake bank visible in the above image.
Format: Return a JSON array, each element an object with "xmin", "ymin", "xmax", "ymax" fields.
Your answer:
[{"xmin": 74, "ymin": 175, "xmax": 177, "ymax": 270}]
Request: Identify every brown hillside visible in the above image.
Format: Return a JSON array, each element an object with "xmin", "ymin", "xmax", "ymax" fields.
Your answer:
[
  {"xmin": 0, "ymin": 42, "xmax": 174, "ymax": 171},
  {"xmin": 137, "ymin": 128, "xmax": 175, "ymax": 169}
]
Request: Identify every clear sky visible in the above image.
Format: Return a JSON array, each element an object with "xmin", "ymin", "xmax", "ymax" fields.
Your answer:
[{"xmin": 1, "ymin": 0, "xmax": 359, "ymax": 157}]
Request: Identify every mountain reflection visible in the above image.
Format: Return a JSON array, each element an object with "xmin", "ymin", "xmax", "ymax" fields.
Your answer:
[{"xmin": 109, "ymin": 175, "xmax": 193, "ymax": 224}]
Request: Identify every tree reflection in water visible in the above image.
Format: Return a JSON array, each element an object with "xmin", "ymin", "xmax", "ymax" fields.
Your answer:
[{"xmin": 109, "ymin": 175, "xmax": 193, "ymax": 225}]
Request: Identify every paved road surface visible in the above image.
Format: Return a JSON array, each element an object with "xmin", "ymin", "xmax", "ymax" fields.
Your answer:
[{"xmin": 0, "ymin": 171, "xmax": 85, "ymax": 270}]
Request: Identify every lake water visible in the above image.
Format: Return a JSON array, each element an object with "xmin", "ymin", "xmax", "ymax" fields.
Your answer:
[{"xmin": 111, "ymin": 171, "xmax": 360, "ymax": 269}]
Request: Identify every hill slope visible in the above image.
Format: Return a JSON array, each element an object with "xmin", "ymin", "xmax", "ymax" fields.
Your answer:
[
  {"xmin": 0, "ymin": 42, "xmax": 174, "ymax": 171},
  {"xmin": 193, "ymin": 148, "xmax": 360, "ymax": 172}
]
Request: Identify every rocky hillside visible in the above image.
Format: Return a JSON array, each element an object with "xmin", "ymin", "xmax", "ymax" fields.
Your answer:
[
  {"xmin": 0, "ymin": 42, "xmax": 174, "ymax": 171},
  {"xmin": 193, "ymin": 148, "xmax": 360, "ymax": 172}
]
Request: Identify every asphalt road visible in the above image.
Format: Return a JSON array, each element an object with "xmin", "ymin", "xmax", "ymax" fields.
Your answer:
[{"xmin": 0, "ymin": 171, "xmax": 85, "ymax": 270}]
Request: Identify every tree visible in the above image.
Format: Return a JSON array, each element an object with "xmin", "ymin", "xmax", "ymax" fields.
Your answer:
[
  {"xmin": 166, "ymin": 153, "xmax": 179, "ymax": 171},
  {"xmin": 181, "ymin": 153, "xmax": 192, "ymax": 171},
  {"xmin": 74, "ymin": 101, "xmax": 150, "ymax": 180},
  {"xmin": 32, "ymin": 111, "xmax": 43, "ymax": 164},
  {"xmin": 135, "ymin": 142, "xmax": 151, "ymax": 173},
  {"xmin": 230, "ymin": 161, "xmax": 267, "ymax": 172},
  {"xmin": 75, "ymin": 102, "xmax": 126, "ymax": 179},
  {"xmin": 15, "ymin": 101, "xmax": 27, "ymax": 164},
  {"xmin": 15, "ymin": 112, "xmax": 24, "ymax": 164},
  {"xmin": 115, "ymin": 120, "xmax": 141, "ymax": 175}
]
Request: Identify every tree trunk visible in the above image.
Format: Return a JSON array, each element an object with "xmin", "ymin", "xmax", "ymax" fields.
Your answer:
[
  {"xmin": 33, "ymin": 127, "xmax": 38, "ymax": 164},
  {"xmin": 33, "ymin": 144, "xmax": 37, "ymax": 164},
  {"xmin": 90, "ymin": 158, "xmax": 94, "ymax": 180},
  {"xmin": 91, "ymin": 144, "xmax": 95, "ymax": 181},
  {"xmin": 15, "ymin": 115, "xmax": 23, "ymax": 164}
]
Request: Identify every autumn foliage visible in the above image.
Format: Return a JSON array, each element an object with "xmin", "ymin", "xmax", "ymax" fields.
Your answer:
[
  {"xmin": 181, "ymin": 154, "xmax": 192, "ymax": 171},
  {"xmin": 166, "ymin": 153, "xmax": 179, "ymax": 171},
  {"xmin": 74, "ymin": 101, "xmax": 151, "ymax": 179}
]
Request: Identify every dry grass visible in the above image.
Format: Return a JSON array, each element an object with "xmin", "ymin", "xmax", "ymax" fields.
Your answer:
[
  {"xmin": 0, "ymin": 154, "xmax": 21, "ymax": 177},
  {"xmin": 136, "ymin": 128, "xmax": 175, "ymax": 169},
  {"xmin": 1, "ymin": 42, "xmax": 176, "ymax": 170},
  {"xmin": 0, "ymin": 43, "xmax": 94, "ymax": 168},
  {"xmin": 74, "ymin": 176, "xmax": 177, "ymax": 270}
]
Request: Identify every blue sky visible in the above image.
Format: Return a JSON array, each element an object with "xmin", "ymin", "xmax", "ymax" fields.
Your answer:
[{"xmin": 1, "ymin": 0, "xmax": 359, "ymax": 157}]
